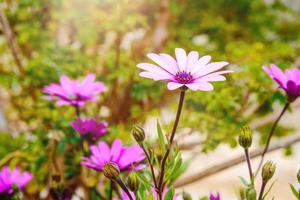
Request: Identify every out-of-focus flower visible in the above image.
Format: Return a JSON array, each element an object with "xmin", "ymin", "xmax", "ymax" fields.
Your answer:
[
  {"xmin": 81, "ymin": 139, "xmax": 145, "ymax": 172},
  {"xmin": 137, "ymin": 48, "xmax": 232, "ymax": 91},
  {"xmin": 209, "ymin": 192, "xmax": 220, "ymax": 200},
  {"xmin": 70, "ymin": 118, "xmax": 107, "ymax": 140},
  {"xmin": 263, "ymin": 64, "xmax": 300, "ymax": 101},
  {"xmin": 0, "ymin": 166, "xmax": 32, "ymax": 194},
  {"xmin": 43, "ymin": 74, "xmax": 107, "ymax": 107}
]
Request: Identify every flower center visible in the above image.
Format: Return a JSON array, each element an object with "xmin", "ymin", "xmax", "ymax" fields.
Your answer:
[{"xmin": 175, "ymin": 71, "xmax": 193, "ymax": 84}]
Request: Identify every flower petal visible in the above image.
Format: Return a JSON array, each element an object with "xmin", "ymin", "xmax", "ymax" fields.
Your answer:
[
  {"xmin": 191, "ymin": 55, "xmax": 212, "ymax": 74},
  {"xmin": 193, "ymin": 61, "xmax": 229, "ymax": 78},
  {"xmin": 167, "ymin": 82, "xmax": 183, "ymax": 90},
  {"xmin": 175, "ymin": 48, "xmax": 187, "ymax": 71},
  {"xmin": 137, "ymin": 63, "xmax": 174, "ymax": 78},
  {"xmin": 147, "ymin": 53, "xmax": 176, "ymax": 75},
  {"xmin": 186, "ymin": 82, "xmax": 214, "ymax": 91},
  {"xmin": 139, "ymin": 71, "xmax": 172, "ymax": 81},
  {"xmin": 186, "ymin": 51, "xmax": 199, "ymax": 73}
]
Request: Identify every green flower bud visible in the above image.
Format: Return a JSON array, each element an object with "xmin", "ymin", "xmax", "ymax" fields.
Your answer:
[
  {"xmin": 239, "ymin": 126, "xmax": 253, "ymax": 149},
  {"xmin": 126, "ymin": 173, "xmax": 139, "ymax": 191},
  {"xmin": 297, "ymin": 169, "xmax": 300, "ymax": 184},
  {"xmin": 262, "ymin": 161, "xmax": 276, "ymax": 182},
  {"xmin": 103, "ymin": 162, "xmax": 120, "ymax": 180},
  {"xmin": 182, "ymin": 191, "xmax": 192, "ymax": 200},
  {"xmin": 131, "ymin": 125, "xmax": 145, "ymax": 143},
  {"xmin": 245, "ymin": 187, "xmax": 257, "ymax": 200}
]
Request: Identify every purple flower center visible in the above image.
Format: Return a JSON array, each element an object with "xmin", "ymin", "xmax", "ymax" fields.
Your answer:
[{"xmin": 175, "ymin": 71, "xmax": 193, "ymax": 84}]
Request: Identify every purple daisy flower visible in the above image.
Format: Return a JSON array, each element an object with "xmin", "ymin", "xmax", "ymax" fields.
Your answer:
[
  {"xmin": 0, "ymin": 166, "xmax": 32, "ymax": 194},
  {"xmin": 263, "ymin": 64, "xmax": 300, "ymax": 101},
  {"xmin": 43, "ymin": 74, "xmax": 107, "ymax": 107},
  {"xmin": 209, "ymin": 192, "xmax": 220, "ymax": 200},
  {"xmin": 70, "ymin": 118, "xmax": 107, "ymax": 140},
  {"xmin": 137, "ymin": 48, "xmax": 232, "ymax": 91},
  {"xmin": 81, "ymin": 139, "xmax": 145, "ymax": 172}
]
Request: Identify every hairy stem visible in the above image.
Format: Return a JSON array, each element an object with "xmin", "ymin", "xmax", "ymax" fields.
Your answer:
[
  {"xmin": 109, "ymin": 180, "xmax": 113, "ymax": 200},
  {"xmin": 255, "ymin": 102, "xmax": 289, "ymax": 176},
  {"xmin": 141, "ymin": 144, "xmax": 157, "ymax": 188},
  {"xmin": 244, "ymin": 149, "xmax": 253, "ymax": 184},
  {"xmin": 157, "ymin": 89, "xmax": 186, "ymax": 200},
  {"xmin": 258, "ymin": 181, "xmax": 267, "ymax": 200},
  {"xmin": 115, "ymin": 178, "xmax": 134, "ymax": 200}
]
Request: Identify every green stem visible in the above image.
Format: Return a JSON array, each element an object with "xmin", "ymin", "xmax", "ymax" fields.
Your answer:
[
  {"xmin": 244, "ymin": 149, "xmax": 253, "ymax": 184},
  {"xmin": 258, "ymin": 181, "xmax": 267, "ymax": 200},
  {"xmin": 157, "ymin": 89, "xmax": 186, "ymax": 200},
  {"xmin": 141, "ymin": 144, "xmax": 157, "ymax": 188},
  {"xmin": 255, "ymin": 102, "xmax": 290, "ymax": 176}
]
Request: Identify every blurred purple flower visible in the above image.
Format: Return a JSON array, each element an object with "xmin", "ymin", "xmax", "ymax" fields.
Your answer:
[
  {"xmin": 263, "ymin": 64, "xmax": 300, "ymax": 101},
  {"xmin": 81, "ymin": 139, "xmax": 145, "ymax": 172},
  {"xmin": 0, "ymin": 166, "xmax": 32, "ymax": 194},
  {"xmin": 43, "ymin": 74, "xmax": 107, "ymax": 107},
  {"xmin": 137, "ymin": 48, "xmax": 232, "ymax": 91},
  {"xmin": 70, "ymin": 118, "xmax": 107, "ymax": 140},
  {"xmin": 209, "ymin": 192, "xmax": 220, "ymax": 200}
]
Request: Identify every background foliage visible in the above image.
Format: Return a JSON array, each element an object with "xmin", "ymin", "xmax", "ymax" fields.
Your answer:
[{"xmin": 0, "ymin": 0, "xmax": 299, "ymax": 198}]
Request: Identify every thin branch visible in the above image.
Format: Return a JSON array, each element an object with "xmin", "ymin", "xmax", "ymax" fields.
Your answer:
[
  {"xmin": 0, "ymin": 6, "xmax": 24, "ymax": 75},
  {"xmin": 255, "ymin": 102, "xmax": 290, "ymax": 176},
  {"xmin": 174, "ymin": 132, "xmax": 300, "ymax": 187},
  {"xmin": 244, "ymin": 149, "xmax": 253, "ymax": 184},
  {"xmin": 141, "ymin": 144, "xmax": 157, "ymax": 188}
]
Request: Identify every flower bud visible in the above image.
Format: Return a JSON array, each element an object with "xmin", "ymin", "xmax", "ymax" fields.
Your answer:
[
  {"xmin": 245, "ymin": 187, "xmax": 257, "ymax": 200},
  {"xmin": 126, "ymin": 173, "xmax": 139, "ymax": 191},
  {"xmin": 182, "ymin": 191, "xmax": 192, "ymax": 200},
  {"xmin": 238, "ymin": 126, "xmax": 252, "ymax": 149},
  {"xmin": 262, "ymin": 161, "xmax": 276, "ymax": 182},
  {"xmin": 103, "ymin": 162, "xmax": 120, "ymax": 180},
  {"xmin": 131, "ymin": 125, "xmax": 145, "ymax": 143},
  {"xmin": 297, "ymin": 169, "xmax": 300, "ymax": 184}
]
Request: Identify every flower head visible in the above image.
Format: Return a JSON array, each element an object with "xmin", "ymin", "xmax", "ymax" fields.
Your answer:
[
  {"xmin": 263, "ymin": 64, "xmax": 300, "ymax": 101},
  {"xmin": 43, "ymin": 74, "xmax": 107, "ymax": 107},
  {"xmin": 137, "ymin": 48, "xmax": 232, "ymax": 91},
  {"xmin": 209, "ymin": 192, "xmax": 220, "ymax": 200},
  {"xmin": 70, "ymin": 118, "xmax": 107, "ymax": 140},
  {"xmin": 0, "ymin": 166, "xmax": 32, "ymax": 194},
  {"xmin": 81, "ymin": 139, "xmax": 145, "ymax": 172}
]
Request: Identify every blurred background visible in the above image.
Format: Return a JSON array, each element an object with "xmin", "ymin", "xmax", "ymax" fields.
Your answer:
[{"xmin": 0, "ymin": 0, "xmax": 300, "ymax": 199}]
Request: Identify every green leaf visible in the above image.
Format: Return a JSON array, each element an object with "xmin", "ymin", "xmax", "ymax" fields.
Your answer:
[
  {"xmin": 164, "ymin": 187, "xmax": 174, "ymax": 200},
  {"xmin": 262, "ymin": 180, "xmax": 276, "ymax": 200},
  {"xmin": 239, "ymin": 176, "xmax": 249, "ymax": 186},
  {"xmin": 289, "ymin": 184, "xmax": 299, "ymax": 199},
  {"xmin": 135, "ymin": 171, "xmax": 151, "ymax": 188},
  {"xmin": 157, "ymin": 120, "xmax": 166, "ymax": 154}
]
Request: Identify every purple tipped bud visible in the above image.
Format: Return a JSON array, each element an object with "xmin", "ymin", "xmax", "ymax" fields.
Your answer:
[
  {"xmin": 103, "ymin": 162, "xmax": 120, "ymax": 180},
  {"xmin": 132, "ymin": 125, "xmax": 145, "ymax": 143},
  {"xmin": 262, "ymin": 161, "xmax": 276, "ymax": 182}
]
